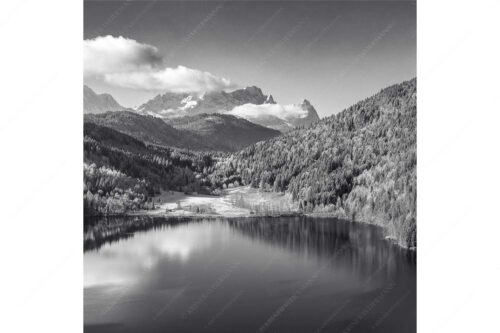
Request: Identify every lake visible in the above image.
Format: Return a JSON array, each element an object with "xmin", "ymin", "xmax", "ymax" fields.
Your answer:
[{"xmin": 84, "ymin": 216, "xmax": 416, "ymax": 333}]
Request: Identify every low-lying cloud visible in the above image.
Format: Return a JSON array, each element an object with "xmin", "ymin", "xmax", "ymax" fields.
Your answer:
[
  {"xmin": 84, "ymin": 35, "xmax": 237, "ymax": 93},
  {"xmin": 228, "ymin": 103, "xmax": 308, "ymax": 121}
]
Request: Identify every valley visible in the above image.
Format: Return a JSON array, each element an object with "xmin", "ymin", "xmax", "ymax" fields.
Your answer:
[
  {"xmin": 82, "ymin": 5, "xmax": 418, "ymax": 332},
  {"xmin": 84, "ymin": 78, "xmax": 416, "ymax": 248}
]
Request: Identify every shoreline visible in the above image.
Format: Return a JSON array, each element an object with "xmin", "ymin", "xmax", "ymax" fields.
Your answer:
[
  {"xmin": 85, "ymin": 186, "xmax": 415, "ymax": 250},
  {"xmin": 127, "ymin": 185, "xmax": 300, "ymax": 218}
]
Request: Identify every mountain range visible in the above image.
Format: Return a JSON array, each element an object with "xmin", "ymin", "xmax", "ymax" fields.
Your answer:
[
  {"xmin": 84, "ymin": 84, "xmax": 320, "ymax": 148},
  {"xmin": 137, "ymin": 86, "xmax": 269, "ymax": 116},
  {"xmin": 84, "ymin": 85, "xmax": 319, "ymax": 132},
  {"xmin": 84, "ymin": 111, "xmax": 280, "ymax": 152},
  {"xmin": 135, "ymin": 86, "xmax": 320, "ymax": 131}
]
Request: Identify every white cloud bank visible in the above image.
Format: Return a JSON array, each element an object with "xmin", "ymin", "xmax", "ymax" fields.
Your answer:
[
  {"xmin": 228, "ymin": 103, "xmax": 308, "ymax": 121},
  {"xmin": 104, "ymin": 66, "xmax": 236, "ymax": 93},
  {"xmin": 84, "ymin": 35, "xmax": 236, "ymax": 93},
  {"xmin": 84, "ymin": 35, "xmax": 162, "ymax": 76}
]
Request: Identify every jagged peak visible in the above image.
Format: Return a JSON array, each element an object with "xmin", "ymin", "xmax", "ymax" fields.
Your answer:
[
  {"xmin": 301, "ymin": 99, "xmax": 312, "ymax": 106},
  {"xmin": 265, "ymin": 94, "xmax": 276, "ymax": 104}
]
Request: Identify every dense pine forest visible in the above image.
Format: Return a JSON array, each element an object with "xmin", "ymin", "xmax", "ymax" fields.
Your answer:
[{"xmin": 209, "ymin": 78, "xmax": 416, "ymax": 247}]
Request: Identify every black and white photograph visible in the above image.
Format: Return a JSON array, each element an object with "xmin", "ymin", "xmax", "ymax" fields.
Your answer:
[
  {"xmin": 2, "ymin": 0, "xmax": 500, "ymax": 332},
  {"xmin": 83, "ymin": 1, "xmax": 415, "ymax": 332}
]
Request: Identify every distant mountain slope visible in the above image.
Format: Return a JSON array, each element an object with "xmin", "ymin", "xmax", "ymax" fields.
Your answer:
[
  {"xmin": 136, "ymin": 86, "xmax": 320, "ymax": 131},
  {"xmin": 85, "ymin": 111, "xmax": 281, "ymax": 152},
  {"xmin": 165, "ymin": 113, "xmax": 281, "ymax": 152},
  {"xmin": 85, "ymin": 111, "xmax": 212, "ymax": 150},
  {"xmin": 210, "ymin": 78, "xmax": 417, "ymax": 247},
  {"xmin": 84, "ymin": 121, "xmax": 147, "ymax": 153},
  {"xmin": 84, "ymin": 85, "xmax": 127, "ymax": 113}
]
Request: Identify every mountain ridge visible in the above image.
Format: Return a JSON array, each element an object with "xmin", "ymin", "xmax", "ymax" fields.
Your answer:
[
  {"xmin": 84, "ymin": 111, "xmax": 281, "ymax": 152},
  {"xmin": 84, "ymin": 85, "xmax": 127, "ymax": 113},
  {"xmin": 137, "ymin": 86, "xmax": 270, "ymax": 116},
  {"xmin": 164, "ymin": 113, "xmax": 281, "ymax": 152},
  {"xmin": 136, "ymin": 86, "xmax": 320, "ymax": 131}
]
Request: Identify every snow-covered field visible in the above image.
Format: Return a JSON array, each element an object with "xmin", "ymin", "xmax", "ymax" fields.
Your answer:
[{"xmin": 136, "ymin": 186, "xmax": 299, "ymax": 217}]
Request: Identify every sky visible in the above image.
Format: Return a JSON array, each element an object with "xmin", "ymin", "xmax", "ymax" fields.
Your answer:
[{"xmin": 84, "ymin": 0, "xmax": 416, "ymax": 117}]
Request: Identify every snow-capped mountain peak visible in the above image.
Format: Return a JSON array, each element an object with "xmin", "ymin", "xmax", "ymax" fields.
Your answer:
[{"xmin": 135, "ymin": 86, "xmax": 320, "ymax": 131}]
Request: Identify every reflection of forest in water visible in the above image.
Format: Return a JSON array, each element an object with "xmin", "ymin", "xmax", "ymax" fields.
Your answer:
[
  {"xmin": 84, "ymin": 216, "xmax": 415, "ymax": 280},
  {"xmin": 228, "ymin": 217, "xmax": 416, "ymax": 282},
  {"xmin": 84, "ymin": 215, "xmax": 199, "ymax": 251}
]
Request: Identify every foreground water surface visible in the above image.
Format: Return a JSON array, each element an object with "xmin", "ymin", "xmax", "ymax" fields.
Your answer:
[{"xmin": 84, "ymin": 216, "xmax": 416, "ymax": 333}]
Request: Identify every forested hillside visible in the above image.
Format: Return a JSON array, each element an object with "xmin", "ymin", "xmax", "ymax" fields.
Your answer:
[
  {"xmin": 84, "ymin": 122, "xmax": 216, "ymax": 215},
  {"xmin": 209, "ymin": 79, "xmax": 417, "ymax": 247}
]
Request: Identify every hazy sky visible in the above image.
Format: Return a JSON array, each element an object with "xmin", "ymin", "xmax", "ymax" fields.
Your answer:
[{"xmin": 84, "ymin": 0, "xmax": 416, "ymax": 117}]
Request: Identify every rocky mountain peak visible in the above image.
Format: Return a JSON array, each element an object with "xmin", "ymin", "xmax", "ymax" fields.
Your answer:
[
  {"xmin": 265, "ymin": 94, "xmax": 276, "ymax": 104},
  {"xmin": 84, "ymin": 85, "xmax": 126, "ymax": 114},
  {"xmin": 244, "ymin": 86, "xmax": 263, "ymax": 96},
  {"xmin": 301, "ymin": 99, "xmax": 312, "ymax": 106},
  {"xmin": 298, "ymin": 99, "xmax": 320, "ymax": 124}
]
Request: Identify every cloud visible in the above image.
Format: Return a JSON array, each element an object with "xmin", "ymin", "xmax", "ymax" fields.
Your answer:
[
  {"xmin": 84, "ymin": 35, "xmax": 162, "ymax": 76},
  {"xmin": 84, "ymin": 224, "xmax": 218, "ymax": 287},
  {"xmin": 84, "ymin": 35, "xmax": 237, "ymax": 93},
  {"xmin": 228, "ymin": 103, "xmax": 308, "ymax": 121},
  {"xmin": 104, "ymin": 66, "xmax": 237, "ymax": 93}
]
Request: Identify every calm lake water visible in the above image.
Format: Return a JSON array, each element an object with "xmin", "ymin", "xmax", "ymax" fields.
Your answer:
[{"xmin": 84, "ymin": 216, "xmax": 416, "ymax": 333}]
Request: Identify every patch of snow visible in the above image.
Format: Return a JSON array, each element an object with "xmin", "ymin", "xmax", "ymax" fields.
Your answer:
[
  {"xmin": 146, "ymin": 111, "xmax": 163, "ymax": 118},
  {"xmin": 180, "ymin": 96, "xmax": 198, "ymax": 111},
  {"xmin": 159, "ymin": 108, "xmax": 176, "ymax": 115}
]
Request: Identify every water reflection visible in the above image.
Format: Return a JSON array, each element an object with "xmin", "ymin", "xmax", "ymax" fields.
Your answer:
[
  {"xmin": 84, "ymin": 215, "xmax": 200, "ymax": 251},
  {"xmin": 85, "ymin": 222, "xmax": 222, "ymax": 288},
  {"xmin": 84, "ymin": 217, "xmax": 415, "ymax": 333},
  {"xmin": 229, "ymin": 217, "xmax": 416, "ymax": 283}
]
